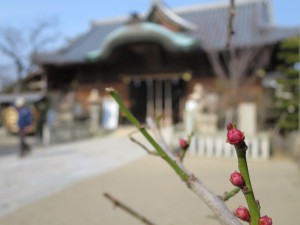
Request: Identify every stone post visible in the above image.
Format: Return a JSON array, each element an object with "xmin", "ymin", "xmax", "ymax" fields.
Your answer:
[{"xmin": 88, "ymin": 89, "xmax": 101, "ymax": 135}]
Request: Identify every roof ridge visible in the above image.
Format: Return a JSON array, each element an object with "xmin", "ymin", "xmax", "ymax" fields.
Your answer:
[
  {"xmin": 91, "ymin": 15, "xmax": 128, "ymax": 27},
  {"xmin": 174, "ymin": 0, "xmax": 263, "ymax": 14},
  {"xmin": 154, "ymin": 1, "xmax": 198, "ymax": 30},
  {"xmin": 89, "ymin": 0, "xmax": 265, "ymax": 27}
]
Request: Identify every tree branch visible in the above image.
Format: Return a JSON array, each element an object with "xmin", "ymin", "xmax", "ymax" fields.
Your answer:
[
  {"xmin": 226, "ymin": 0, "xmax": 235, "ymax": 50},
  {"xmin": 0, "ymin": 19, "xmax": 58, "ymax": 92},
  {"xmin": 245, "ymin": 46, "xmax": 273, "ymax": 85},
  {"xmin": 103, "ymin": 193, "xmax": 157, "ymax": 225},
  {"xmin": 107, "ymin": 88, "xmax": 242, "ymax": 225},
  {"xmin": 146, "ymin": 117, "xmax": 242, "ymax": 225},
  {"xmin": 223, "ymin": 187, "xmax": 241, "ymax": 201},
  {"xmin": 128, "ymin": 129, "xmax": 159, "ymax": 156},
  {"xmin": 206, "ymin": 50, "xmax": 228, "ymax": 81}
]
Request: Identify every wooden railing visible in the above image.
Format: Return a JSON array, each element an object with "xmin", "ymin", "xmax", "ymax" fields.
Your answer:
[{"xmin": 43, "ymin": 121, "xmax": 91, "ymax": 145}]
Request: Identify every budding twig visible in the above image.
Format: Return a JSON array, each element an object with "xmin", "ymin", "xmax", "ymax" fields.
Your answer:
[
  {"xmin": 179, "ymin": 132, "xmax": 194, "ymax": 162},
  {"xmin": 106, "ymin": 88, "xmax": 188, "ymax": 180},
  {"xmin": 103, "ymin": 193, "xmax": 157, "ymax": 225},
  {"xmin": 128, "ymin": 129, "xmax": 159, "ymax": 156},
  {"xmin": 227, "ymin": 123, "xmax": 261, "ymax": 224},
  {"xmin": 223, "ymin": 187, "xmax": 240, "ymax": 201},
  {"xmin": 226, "ymin": 0, "xmax": 235, "ymax": 50},
  {"xmin": 106, "ymin": 88, "xmax": 243, "ymax": 225},
  {"xmin": 234, "ymin": 145, "xmax": 260, "ymax": 225}
]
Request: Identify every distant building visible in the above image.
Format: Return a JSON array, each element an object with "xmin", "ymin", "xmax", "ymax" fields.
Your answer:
[{"xmin": 35, "ymin": 0, "xmax": 299, "ymax": 124}]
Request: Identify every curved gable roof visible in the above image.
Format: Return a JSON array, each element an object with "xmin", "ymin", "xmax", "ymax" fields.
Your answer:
[
  {"xmin": 36, "ymin": 0, "xmax": 299, "ymax": 65},
  {"xmin": 87, "ymin": 22, "xmax": 199, "ymax": 61}
]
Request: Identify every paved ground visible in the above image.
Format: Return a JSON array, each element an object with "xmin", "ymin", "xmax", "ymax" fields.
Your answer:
[
  {"xmin": 0, "ymin": 126, "xmax": 146, "ymax": 217},
  {"xmin": 0, "ymin": 127, "xmax": 299, "ymax": 225}
]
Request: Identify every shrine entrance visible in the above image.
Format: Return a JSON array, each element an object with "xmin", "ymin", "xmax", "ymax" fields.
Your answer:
[
  {"xmin": 128, "ymin": 74, "xmax": 186, "ymax": 124},
  {"xmin": 90, "ymin": 21, "xmax": 200, "ymax": 125}
]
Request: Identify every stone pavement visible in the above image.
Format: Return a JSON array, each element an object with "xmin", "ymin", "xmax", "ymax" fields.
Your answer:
[
  {"xmin": 0, "ymin": 126, "xmax": 146, "ymax": 217},
  {"xmin": 0, "ymin": 126, "xmax": 300, "ymax": 225},
  {"xmin": 0, "ymin": 155, "xmax": 300, "ymax": 225}
]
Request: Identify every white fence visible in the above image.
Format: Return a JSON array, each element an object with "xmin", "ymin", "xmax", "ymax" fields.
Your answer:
[
  {"xmin": 43, "ymin": 121, "xmax": 91, "ymax": 145},
  {"xmin": 187, "ymin": 134, "xmax": 270, "ymax": 159},
  {"xmin": 165, "ymin": 126, "xmax": 271, "ymax": 160}
]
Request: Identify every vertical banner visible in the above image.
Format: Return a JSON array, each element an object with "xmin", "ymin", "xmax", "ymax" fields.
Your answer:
[{"xmin": 102, "ymin": 97, "xmax": 119, "ymax": 130}]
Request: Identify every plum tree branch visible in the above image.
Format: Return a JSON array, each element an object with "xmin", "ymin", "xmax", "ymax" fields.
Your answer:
[
  {"xmin": 128, "ymin": 129, "xmax": 159, "ymax": 156},
  {"xmin": 103, "ymin": 193, "xmax": 157, "ymax": 225},
  {"xmin": 106, "ymin": 87, "xmax": 242, "ymax": 225},
  {"xmin": 226, "ymin": 0, "xmax": 236, "ymax": 50}
]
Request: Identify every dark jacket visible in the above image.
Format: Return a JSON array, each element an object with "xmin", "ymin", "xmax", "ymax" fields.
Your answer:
[{"xmin": 17, "ymin": 107, "xmax": 32, "ymax": 129}]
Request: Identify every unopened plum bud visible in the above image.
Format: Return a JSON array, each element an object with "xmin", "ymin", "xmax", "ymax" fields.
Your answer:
[
  {"xmin": 179, "ymin": 138, "xmax": 189, "ymax": 151},
  {"xmin": 235, "ymin": 206, "xmax": 251, "ymax": 222},
  {"xmin": 259, "ymin": 215, "xmax": 272, "ymax": 225},
  {"xmin": 226, "ymin": 123, "xmax": 245, "ymax": 145},
  {"xmin": 230, "ymin": 171, "xmax": 245, "ymax": 188}
]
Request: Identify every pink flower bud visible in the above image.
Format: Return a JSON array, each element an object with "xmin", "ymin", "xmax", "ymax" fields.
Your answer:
[
  {"xmin": 230, "ymin": 171, "xmax": 245, "ymax": 188},
  {"xmin": 226, "ymin": 124, "xmax": 244, "ymax": 145},
  {"xmin": 235, "ymin": 206, "xmax": 251, "ymax": 222},
  {"xmin": 259, "ymin": 215, "xmax": 272, "ymax": 225},
  {"xmin": 227, "ymin": 123, "xmax": 234, "ymax": 131},
  {"xmin": 179, "ymin": 139, "xmax": 189, "ymax": 151}
]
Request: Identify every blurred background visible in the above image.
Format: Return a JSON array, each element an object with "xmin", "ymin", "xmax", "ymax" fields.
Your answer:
[
  {"xmin": 0, "ymin": 0, "xmax": 299, "ymax": 155},
  {"xmin": 0, "ymin": 0, "xmax": 299, "ymax": 224}
]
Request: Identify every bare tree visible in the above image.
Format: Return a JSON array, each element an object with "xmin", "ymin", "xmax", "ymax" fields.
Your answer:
[
  {"xmin": 0, "ymin": 64, "xmax": 14, "ymax": 91},
  {"xmin": 201, "ymin": 0, "xmax": 274, "ymax": 124},
  {"xmin": 206, "ymin": 46, "xmax": 273, "ymax": 123},
  {"xmin": 0, "ymin": 18, "xmax": 59, "ymax": 93}
]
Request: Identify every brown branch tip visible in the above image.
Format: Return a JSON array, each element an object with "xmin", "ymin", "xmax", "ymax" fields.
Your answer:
[
  {"xmin": 105, "ymin": 87, "xmax": 115, "ymax": 93},
  {"xmin": 103, "ymin": 193, "xmax": 119, "ymax": 207}
]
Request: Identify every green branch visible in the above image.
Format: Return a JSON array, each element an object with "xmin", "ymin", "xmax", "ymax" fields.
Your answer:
[
  {"xmin": 223, "ymin": 187, "xmax": 240, "ymax": 201},
  {"xmin": 106, "ymin": 88, "xmax": 189, "ymax": 181},
  {"xmin": 107, "ymin": 88, "xmax": 243, "ymax": 225},
  {"xmin": 128, "ymin": 129, "xmax": 159, "ymax": 156},
  {"xmin": 234, "ymin": 143, "xmax": 260, "ymax": 225}
]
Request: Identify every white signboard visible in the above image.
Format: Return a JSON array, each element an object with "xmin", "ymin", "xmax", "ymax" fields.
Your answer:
[
  {"xmin": 102, "ymin": 97, "xmax": 119, "ymax": 130},
  {"xmin": 238, "ymin": 102, "xmax": 257, "ymax": 136}
]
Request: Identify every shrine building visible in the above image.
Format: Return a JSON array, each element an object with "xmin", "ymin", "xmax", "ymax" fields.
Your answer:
[{"xmin": 35, "ymin": 0, "xmax": 299, "ymax": 123}]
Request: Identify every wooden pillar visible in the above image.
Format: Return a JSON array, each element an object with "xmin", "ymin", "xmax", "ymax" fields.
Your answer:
[
  {"xmin": 164, "ymin": 80, "xmax": 173, "ymax": 124},
  {"xmin": 155, "ymin": 80, "xmax": 163, "ymax": 116},
  {"xmin": 146, "ymin": 80, "xmax": 155, "ymax": 118}
]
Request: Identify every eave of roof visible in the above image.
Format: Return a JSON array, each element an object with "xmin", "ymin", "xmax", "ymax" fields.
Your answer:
[
  {"xmin": 87, "ymin": 22, "xmax": 200, "ymax": 61},
  {"xmin": 0, "ymin": 92, "xmax": 45, "ymax": 104}
]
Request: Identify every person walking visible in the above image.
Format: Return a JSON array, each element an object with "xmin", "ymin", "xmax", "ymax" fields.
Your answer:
[
  {"xmin": 15, "ymin": 97, "xmax": 32, "ymax": 157},
  {"xmin": 35, "ymin": 99, "xmax": 48, "ymax": 143}
]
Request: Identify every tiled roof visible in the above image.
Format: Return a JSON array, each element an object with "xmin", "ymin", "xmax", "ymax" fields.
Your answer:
[
  {"xmin": 37, "ymin": 21, "xmax": 121, "ymax": 64},
  {"xmin": 36, "ymin": 0, "xmax": 299, "ymax": 64},
  {"xmin": 177, "ymin": 0, "xmax": 299, "ymax": 49}
]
